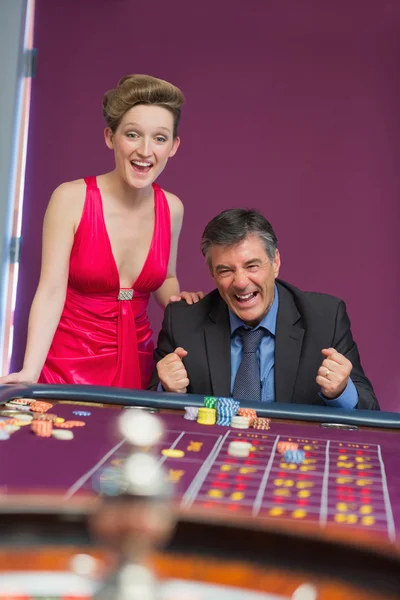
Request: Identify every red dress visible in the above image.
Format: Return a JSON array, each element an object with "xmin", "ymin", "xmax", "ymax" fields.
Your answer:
[{"xmin": 39, "ymin": 176, "xmax": 171, "ymax": 389}]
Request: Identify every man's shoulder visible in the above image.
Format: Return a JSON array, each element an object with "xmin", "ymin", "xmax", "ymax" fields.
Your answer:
[
  {"xmin": 277, "ymin": 280, "xmax": 345, "ymax": 312},
  {"xmin": 166, "ymin": 289, "xmax": 221, "ymax": 316}
]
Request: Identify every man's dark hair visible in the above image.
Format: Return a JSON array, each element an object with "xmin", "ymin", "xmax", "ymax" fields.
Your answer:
[{"xmin": 201, "ymin": 208, "xmax": 278, "ymax": 267}]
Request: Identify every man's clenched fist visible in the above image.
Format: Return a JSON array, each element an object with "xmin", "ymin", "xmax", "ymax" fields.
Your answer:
[{"xmin": 157, "ymin": 347, "xmax": 189, "ymax": 393}]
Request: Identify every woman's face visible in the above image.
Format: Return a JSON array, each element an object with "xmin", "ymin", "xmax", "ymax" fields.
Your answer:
[{"xmin": 105, "ymin": 104, "xmax": 180, "ymax": 189}]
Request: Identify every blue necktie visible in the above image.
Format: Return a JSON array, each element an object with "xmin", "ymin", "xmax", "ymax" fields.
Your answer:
[{"xmin": 232, "ymin": 327, "xmax": 264, "ymax": 401}]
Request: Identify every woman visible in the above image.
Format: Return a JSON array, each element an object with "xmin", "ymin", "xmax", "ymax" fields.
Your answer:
[{"xmin": 2, "ymin": 74, "xmax": 202, "ymax": 389}]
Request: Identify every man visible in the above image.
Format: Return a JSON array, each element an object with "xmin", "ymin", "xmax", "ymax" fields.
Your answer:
[{"xmin": 150, "ymin": 209, "xmax": 379, "ymax": 410}]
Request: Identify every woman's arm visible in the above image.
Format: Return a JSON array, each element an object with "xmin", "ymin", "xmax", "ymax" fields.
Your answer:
[
  {"xmin": 152, "ymin": 193, "xmax": 183, "ymax": 308},
  {"xmin": 1, "ymin": 183, "xmax": 78, "ymax": 382},
  {"xmin": 152, "ymin": 192, "xmax": 204, "ymax": 307}
]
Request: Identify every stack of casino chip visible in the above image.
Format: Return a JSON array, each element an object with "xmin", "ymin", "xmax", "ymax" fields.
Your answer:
[
  {"xmin": 5, "ymin": 402, "xmax": 30, "ymax": 412},
  {"xmin": 284, "ymin": 449, "xmax": 305, "ymax": 464},
  {"xmin": 184, "ymin": 406, "xmax": 199, "ymax": 421},
  {"xmin": 30, "ymin": 400, "xmax": 53, "ymax": 414},
  {"xmin": 227, "ymin": 441, "xmax": 252, "ymax": 458},
  {"xmin": 251, "ymin": 417, "xmax": 271, "ymax": 430},
  {"xmin": 34, "ymin": 413, "xmax": 64, "ymax": 425},
  {"xmin": 9, "ymin": 398, "xmax": 31, "ymax": 406},
  {"xmin": 203, "ymin": 396, "xmax": 217, "ymax": 409},
  {"xmin": 31, "ymin": 419, "xmax": 53, "ymax": 437},
  {"xmin": 197, "ymin": 407, "xmax": 216, "ymax": 425},
  {"xmin": 216, "ymin": 397, "xmax": 240, "ymax": 426},
  {"xmin": 277, "ymin": 441, "xmax": 298, "ymax": 454},
  {"xmin": 237, "ymin": 408, "xmax": 257, "ymax": 425},
  {"xmin": 230, "ymin": 415, "xmax": 250, "ymax": 429}
]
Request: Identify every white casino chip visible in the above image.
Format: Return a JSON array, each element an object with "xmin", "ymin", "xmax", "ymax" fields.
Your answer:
[
  {"xmin": 227, "ymin": 441, "xmax": 252, "ymax": 458},
  {"xmin": 52, "ymin": 429, "xmax": 74, "ymax": 440}
]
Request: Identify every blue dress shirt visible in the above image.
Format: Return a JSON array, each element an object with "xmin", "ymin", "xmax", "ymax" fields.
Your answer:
[{"xmin": 229, "ymin": 285, "xmax": 358, "ymax": 409}]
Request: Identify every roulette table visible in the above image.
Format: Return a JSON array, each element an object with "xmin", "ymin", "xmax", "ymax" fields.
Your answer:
[{"xmin": 0, "ymin": 383, "xmax": 399, "ymax": 599}]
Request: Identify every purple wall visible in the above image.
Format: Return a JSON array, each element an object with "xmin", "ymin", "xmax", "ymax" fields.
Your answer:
[{"xmin": 12, "ymin": 0, "xmax": 400, "ymax": 410}]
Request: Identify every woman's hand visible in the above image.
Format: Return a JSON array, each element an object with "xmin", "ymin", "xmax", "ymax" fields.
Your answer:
[
  {"xmin": 0, "ymin": 369, "xmax": 38, "ymax": 384},
  {"xmin": 169, "ymin": 291, "xmax": 205, "ymax": 305}
]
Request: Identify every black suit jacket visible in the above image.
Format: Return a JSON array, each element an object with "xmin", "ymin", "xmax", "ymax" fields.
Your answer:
[{"xmin": 150, "ymin": 280, "xmax": 379, "ymax": 410}]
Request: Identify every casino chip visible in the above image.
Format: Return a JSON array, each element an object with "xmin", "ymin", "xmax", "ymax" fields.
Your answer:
[
  {"xmin": 92, "ymin": 466, "xmax": 126, "ymax": 496},
  {"xmin": 230, "ymin": 416, "xmax": 250, "ymax": 429},
  {"xmin": 184, "ymin": 406, "xmax": 199, "ymax": 420},
  {"xmin": 5, "ymin": 425, "xmax": 20, "ymax": 433},
  {"xmin": 14, "ymin": 414, "xmax": 33, "ymax": 422},
  {"xmin": 5, "ymin": 402, "xmax": 30, "ymax": 412},
  {"xmin": 216, "ymin": 397, "xmax": 240, "ymax": 426},
  {"xmin": 8, "ymin": 399, "xmax": 32, "ymax": 406},
  {"xmin": 52, "ymin": 429, "xmax": 74, "ymax": 440},
  {"xmin": 252, "ymin": 417, "xmax": 271, "ymax": 430},
  {"xmin": 57, "ymin": 420, "xmax": 86, "ymax": 428},
  {"xmin": 237, "ymin": 408, "xmax": 257, "ymax": 425},
  {"xmin": 284, "ymin": 449, "xmax": 305, "ymax": 464},
  {"xmin": 197, "ymin": 407, "xmax": 216, "ymax": 425},
  {"xmin": 73, "ymin": 410, "xmax": 91, "ymax": 416},
  {"xmin": 30, "ymin": 401, "xmax": 53, "ymax": 413},
  {"xmin": 203, "ymin": 396, "xmax": 217, "ymax": 409},
  {"xmin": 31, "ymin": 419, "xmax": 53, "ymax": 437},
  {"xmin": 227, "ymin": 441, "xmax": 252, "ymax": 458},
  {"xmin": 34, "ymin": 413, "xmax": 61, "ymax": 422},
  {"xmin": 277, "ymin": 441, "xmax": 298, "ymax": 454},
  {"xmin": 0, "ymin": 410, "xmax": 28, "ymax": 418},
  {"xmin": 161, "ymin": 448, "xmax": 185, "ymax": 458}
]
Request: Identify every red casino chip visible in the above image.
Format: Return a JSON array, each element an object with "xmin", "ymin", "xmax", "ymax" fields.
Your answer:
[
  {"xmin": 252, "ymin": 417, "xmax": 271, "ymax": 430},
  {"xmin": 30, "ymin": 401, "xmax": 53, "ymax": 413},
  {"xmin": 0, "ymin": 420, "xmax": 18, "ymax": 428},
  {"xmin": 237, "ymin": 409, "xmax": 257, "ymax": 425},
  {"xmin": 237, "ymin": 408, "xmax": 257, "ymax": 424},
  {"xmin": 277, "ymin": 441, "xmax": 299, "ymax": 454},
  {"xmin": 31, "ymin": 419, "xmax": 53, "ymax": 437},
  {"xmin": 57, "ymin": 420, "xmax": 86, "ymax": 428},
  {"xmin": 4, "ymin": 418, "xmax": 20, "ymax": 425},
  {"xmin": 238, "ymin": 408, "xmax": 257, "ymax": 417},
  {"xmin": 33, "ymin": 413, "xmax": 61, "ymax": 422}
]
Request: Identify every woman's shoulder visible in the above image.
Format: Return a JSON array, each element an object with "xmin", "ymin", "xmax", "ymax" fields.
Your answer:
[
  {"xmin": 52, "ymin": 178, "xmax": 87, "ymax": 199},
  {"xmin": 160, "ymin": 188, "xmax": 184, "ymax": 220},
  {"xmin": 46, "ymin": 178, "xmax": 89, "ymax": 226}
]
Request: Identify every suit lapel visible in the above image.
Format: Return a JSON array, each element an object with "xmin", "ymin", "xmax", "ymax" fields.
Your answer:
[
  {"xmin": 204, "ymin": 295, "xmax": 231, "ymax": 397},
  {"xmin": 274, "ymin": 283, "xmax": 304, "ymax": 403}
]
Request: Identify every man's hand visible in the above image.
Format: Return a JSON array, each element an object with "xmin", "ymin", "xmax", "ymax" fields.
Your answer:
[
  {"xmin": 157, "ymin": 347, "xmax": 189, "ymax": 393},
  {"xmin": 316, "ymin": 348, "xmax": 353, "ymax": 399},
  {"xmin": 169, "ymin": 291, "xmax": 205, "ymax": 305}
]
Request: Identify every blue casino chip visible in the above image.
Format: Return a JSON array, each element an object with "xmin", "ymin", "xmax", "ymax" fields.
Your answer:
[
  {"xmin": 284, "ymin": 449, "xmax": 305, "ymax": 464},
  {"xmin": 73, "ymin": 410, "xmax": 91, "ymax": 416},
  {"xmin": 216, "ymin": 417, "xmax": 232, "ymax": 426},
  {"xmin": 92, "ymin": 466, "xmax": 126, "ymax": 496}
]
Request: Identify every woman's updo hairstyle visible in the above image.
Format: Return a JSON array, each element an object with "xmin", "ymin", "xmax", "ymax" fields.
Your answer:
[{"xmin": 102, "ymin": 74, "xmax": 185, "ymax": 138}]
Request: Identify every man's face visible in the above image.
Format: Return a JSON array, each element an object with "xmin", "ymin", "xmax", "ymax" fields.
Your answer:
[{"xmin": 210, "ymin": 235, "xmax": 280, "ymax": 327}]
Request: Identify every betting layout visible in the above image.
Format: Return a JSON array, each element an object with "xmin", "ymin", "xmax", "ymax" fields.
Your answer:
[
  {"xmin": 189, "ymin": 430, "xmax": 394, "ymax": 536},
  {"xmin": 0, "ymin": 396, "xmax": 397, "ymax": 543},
  {"xmin": 102, "ymin": 413, "xmax": 397, "ymax": 543}
]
